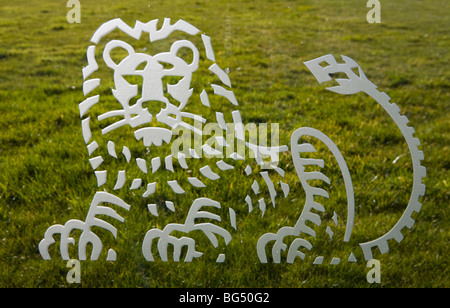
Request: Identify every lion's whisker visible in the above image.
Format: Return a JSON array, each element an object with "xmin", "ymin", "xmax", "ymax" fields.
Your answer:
[
  {"xmin": 173, "ymin": 121, "xmax": 202, "ymax": 136},
  {"xmin": 180, "ymin": 112, "xmax": 207, "ymax": 123},
  {"xmin": 102, "ymin": 119, "xmax": 128, "ymax": 135},
  {"xmin": 98, "ymin": 110, "xmax": 126, "ymax": 121}
]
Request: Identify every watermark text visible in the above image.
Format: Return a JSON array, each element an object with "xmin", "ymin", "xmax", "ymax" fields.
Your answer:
[
  {"xmin": 66, "ymin": 259, "xmax": 81, "ymax": 284},
  {"xmin": 366, "ymin": 259, "xmax": 381, "ymax": 284},
  {"xmin": 67, "ymin": 0, "xmax": 81, "ymax": 24},
  {"xmin": 367, "ymin": 0, "xmax": 381, "ymax": 24}
]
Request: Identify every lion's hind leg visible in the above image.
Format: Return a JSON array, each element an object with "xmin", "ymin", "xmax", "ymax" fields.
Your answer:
[{"xmin": 257, "ymin": 128, "xmax": 355, "ymax": 264}]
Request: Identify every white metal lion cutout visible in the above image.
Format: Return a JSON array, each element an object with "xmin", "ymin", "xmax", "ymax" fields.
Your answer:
[{"xmin": 39, "ymin": 18, "xmax": 426, "ymax": 265}]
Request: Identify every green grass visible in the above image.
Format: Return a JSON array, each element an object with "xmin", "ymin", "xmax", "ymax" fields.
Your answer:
[{"xmin": 0, "ymin": 0, "xmax": 448, "ymax": 288}]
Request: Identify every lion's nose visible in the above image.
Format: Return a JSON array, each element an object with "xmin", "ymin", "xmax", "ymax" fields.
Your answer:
[{"xmin": 141, "ymin": 100, "xmax": 168, "ymax": 117}]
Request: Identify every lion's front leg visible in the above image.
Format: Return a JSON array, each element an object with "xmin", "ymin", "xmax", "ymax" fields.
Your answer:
[
  {"xmin": 39, "ymin": 191, "xmax": 130, "ymax": 261},
  {"xmin": 142, "ymin": 198, "xmax": 232, "ymax": 262}
]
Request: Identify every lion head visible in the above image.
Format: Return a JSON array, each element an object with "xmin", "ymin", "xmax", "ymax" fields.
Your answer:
[{"xmin": 80, "ymin": 18, "xmax": 234, "ymax": 157}]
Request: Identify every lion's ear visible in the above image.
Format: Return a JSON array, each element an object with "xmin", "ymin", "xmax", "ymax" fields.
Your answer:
[
  {"xmin": 170, "ymin": 40, "xmax": 199, "ymax": 71},
  {"xmin": 103, "ymin": 40, "xmax": 136, "ymax": 70}
]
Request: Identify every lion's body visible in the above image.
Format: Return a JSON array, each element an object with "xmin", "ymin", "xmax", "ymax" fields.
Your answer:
[{"xmin": 39, "ymin": 18, "xmax": 425, "ymax": 265}]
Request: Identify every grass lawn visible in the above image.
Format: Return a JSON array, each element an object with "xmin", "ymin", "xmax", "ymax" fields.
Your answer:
[{"xmin": 0, "ymin": 0, "xmax": 448, "ymax": 288}]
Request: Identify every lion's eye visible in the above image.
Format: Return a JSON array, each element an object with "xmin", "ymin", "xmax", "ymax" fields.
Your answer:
[
  {"xmin": 163, "ymin": 75, "xmax": 183, "ymax": 85},
  {"xmin": 160, "ymin": 62, "xmax": 174, "ymax": 70},
  {"xmin": 123, "ymin": 75, "xmax": 144, "ymax": 87},
  {"xmin": 135, "ymin": 62, "xmax": 147, "ymax": 71}
]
